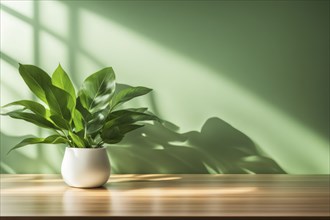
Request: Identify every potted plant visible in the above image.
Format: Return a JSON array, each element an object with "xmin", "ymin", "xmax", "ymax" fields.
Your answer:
[{"xmin": 1, "ymin": 64, "xmax": 160, "ymax": 188}]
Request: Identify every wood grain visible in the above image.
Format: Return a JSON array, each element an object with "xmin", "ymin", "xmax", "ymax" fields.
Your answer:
[{"xmin": 0, "ymin": 174, "xmax": 329, "ymax": 217}]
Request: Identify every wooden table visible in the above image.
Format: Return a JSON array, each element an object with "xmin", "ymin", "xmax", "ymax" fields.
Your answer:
[{"xmin": 0, "ymin": 174, "xmax": 329, "ymax": 219}]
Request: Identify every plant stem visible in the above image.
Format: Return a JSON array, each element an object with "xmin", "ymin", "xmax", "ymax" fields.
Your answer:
[
  {"xmin": 83, "ymin": 122, "xmax": 87, "ymax": 139},
  {"xmin": 61, "ymin": 130, "xmax": 73, "ymax": 147},
  {"xmin": 96, "ymin": 141, "xmax": 104, "ymax": 148}
]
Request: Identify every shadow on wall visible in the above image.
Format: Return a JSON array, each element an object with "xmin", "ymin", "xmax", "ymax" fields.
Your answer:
[
  {"xmin": 1, "ymin": 117, "xmax": 285, "ymax": 174},
  {"xmin": 108, "ymin": 117, "xmax": 285, "ymax": 174}
]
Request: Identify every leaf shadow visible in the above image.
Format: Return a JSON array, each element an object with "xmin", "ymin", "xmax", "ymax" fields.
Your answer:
[{"xmin": 108, "ymin": 117, "xmax": 286, "ymax": 174}]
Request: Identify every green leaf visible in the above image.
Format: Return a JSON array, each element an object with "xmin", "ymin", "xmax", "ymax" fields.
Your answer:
[
  {"xmin": 119, "ymin": 124, "xmax": 144, "ymax": 133},
  {"xmin": 124, "ymin": 107, "xmax": 148, "ymax": 113},
  {"xmin": 1, "ymin": 100, "xmax": 48, "ymax": 117},
  {"xmin": 18, "ymin": 64, "xmax": 52, "ymax": 104},
  {"xmin": 86, "ymin": 108, "xmax": 109, "ymax": 135},
  {"xmin": 69, "ymin": 131, "xmax": 86, "ymax": 148},
  {"xmin": 52, "ymin": 64, "xmax": 76, "ymax": 100},
  {"xmin": 105, "ymin": 110, "xmax": 159, "ymax": 129},
  {"xmin": 78, "ymin": 67, "xmax": 115, "ymax": 113},
  {"xmin": 75, "ymin": 98, "xmax": 92, "ymax": 119},
  {"xmin": 7, "ymin": 135, "xmax": 68, "ymax": 154},
  {"xmin": 101, "ymin": 124, "xmax": 144, "ymax": 144},
  {"xmin": 72, "ymin": 109, "xmax": 84, "ymax": 132},
  {"xmin": 4, "ymin": 110, "xmax": 57, "ymax": 129},
  {"xmin": 7, "ymin": 64, "xmax": 159, "ymax": 149},
  {"xmin": 46, "ymin": 85, "xmax": 75, "ymax": 122},
  {"xmin": 101, "ymin": 127, "xmax": 124, "ymax": 144},
  {"xmin": 50, "ymin": 115, "xmax": 71, "ymax": 130},
  {"xmin": 101, "ymin": 109, "xmax": 159, "ymax": 144},
  {"xmin": 110, "ymin": 86, "xmax": 152, "ymax": 111},
  {"xmin": 18, "ymin": 64, "xmax": 74, "ymax": 122}
]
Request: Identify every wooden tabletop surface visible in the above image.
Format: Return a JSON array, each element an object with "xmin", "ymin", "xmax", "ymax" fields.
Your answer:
[{"xmin": 0, "ymin": 174, "xmax": 329, "ymax": 218}]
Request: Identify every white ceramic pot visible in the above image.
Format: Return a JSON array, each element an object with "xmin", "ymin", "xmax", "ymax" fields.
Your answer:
[{"xmin": 61, "ymin": 147, "xmax": 111, "ymax": 188}]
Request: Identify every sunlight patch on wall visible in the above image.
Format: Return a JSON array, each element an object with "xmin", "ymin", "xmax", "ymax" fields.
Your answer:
[
  {"xmin": 0, "ymin": 59, "xmax": 30, "ymax": 101},
  {"xmin": 39, "ymin": 0, "xmax": 69, "ymax": 39},
  {"xmin": 0, "ymin": 10, "xmax": 34, "ymax": 63},
  {"xmin": 0, "ymin": 60, "xmax": 38, "ymax": 136},
  {"xmin": 39, "ymin": 31, "xmax": 69, "ymax": 72},
  {"xmin": 77, "ymin": 9, "xmax": 329, "ymax": 173},
  {"xmin": 1, "ymin": 0, "xmax": 34, "ymax": 19},
  {"xmin": 75, "ymin": 52, "xmax": 104, "ymax": 84}
]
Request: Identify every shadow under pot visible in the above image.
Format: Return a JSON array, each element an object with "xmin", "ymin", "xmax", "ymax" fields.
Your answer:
[{"xmin": 61, "ymin": 147, "xmax": 111, "ymax": 188}]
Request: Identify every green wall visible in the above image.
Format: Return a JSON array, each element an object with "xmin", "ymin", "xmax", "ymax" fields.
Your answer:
[{"xmin": 0, "ymin": 0, "xmax": 329, "ymax": 174}]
